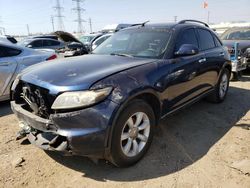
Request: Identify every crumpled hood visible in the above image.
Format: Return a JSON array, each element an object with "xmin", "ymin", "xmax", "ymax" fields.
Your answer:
[
  {"xmin": 223, "ymin": 40, "xmax": 250, "ymax": 51},
  {"xmin": 20, "ymin": 54, "xmax": 156, "ymax": 94}
]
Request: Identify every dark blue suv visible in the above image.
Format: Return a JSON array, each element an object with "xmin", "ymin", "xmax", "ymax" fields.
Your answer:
[{"xmin": 11, "ymin": 20, "xmax": 231, "ymax": 167}]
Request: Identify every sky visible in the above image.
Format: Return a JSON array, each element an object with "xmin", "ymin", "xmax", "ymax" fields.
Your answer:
[{"xmin": 0, "ymin": 0, "xmax": 249, "ymax": 35}]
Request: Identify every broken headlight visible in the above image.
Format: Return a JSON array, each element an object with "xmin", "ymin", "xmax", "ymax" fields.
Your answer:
[{"xmin": 51, "ymin": 87, "xmax": 113, "ymax": 110}]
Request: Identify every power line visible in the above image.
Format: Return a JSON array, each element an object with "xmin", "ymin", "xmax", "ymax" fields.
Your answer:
[
  {"xmin": 26, "ymin": 24, "xmax": 30, "ymax": 35},
  {"xmin": 89, "ymin": 18, "xmax": 92, "ymax": 33},
  {"xmin": 174, "ymin": 16, "xmax": 178, "ymax": 22},
  {"xmin": 53, "ymin": 0, "xmax": 65, "ymax": 31},
  {"xmin": 72, "ymin": 0, "xmax": 86, "ymax": 33}
]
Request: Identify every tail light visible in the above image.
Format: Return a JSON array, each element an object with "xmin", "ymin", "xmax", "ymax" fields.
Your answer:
[{"xmin": 46, "ymin": 54, "xmax": 57, "ymax": 61}]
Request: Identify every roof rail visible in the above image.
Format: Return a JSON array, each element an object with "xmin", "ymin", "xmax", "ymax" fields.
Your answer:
[
  {"xmin": 131, "ymin": 21, "xmax": 150, "ymax": 27},
  {"xmin": 178, "ymin": 20, "xmax": 209, "ymax": 28}
]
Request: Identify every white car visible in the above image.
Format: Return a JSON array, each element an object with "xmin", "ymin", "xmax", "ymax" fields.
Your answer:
[{"xmin": 0, "ymin": 42, "xmax": 57, "ymax": 101}]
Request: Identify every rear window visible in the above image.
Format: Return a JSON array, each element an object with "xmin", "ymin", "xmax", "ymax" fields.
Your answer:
[{"xmin": 197, "ymin": 29, "xmax": 216, "ymax": 50}]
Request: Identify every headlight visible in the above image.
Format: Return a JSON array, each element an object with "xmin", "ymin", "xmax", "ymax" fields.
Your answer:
[{"xmin": 51, "ymin": 87, "xmax": 113, "ymax": 110}]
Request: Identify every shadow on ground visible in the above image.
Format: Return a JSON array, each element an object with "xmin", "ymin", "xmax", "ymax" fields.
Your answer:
[
  {"xmin": 36, "ymin": 85, "xmax": 250, "ymax": 182},
  {"xmin": 0, "ymin": 101, "xmax": 12, "ymax": 117}
]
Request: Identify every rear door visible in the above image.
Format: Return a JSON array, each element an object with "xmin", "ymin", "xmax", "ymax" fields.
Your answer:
[
  {"xmin": 196, "ymin": 28, "xmax": 224, "ymax": 88},
  {"xmin": 0, "ymin": 45, "xmax": 20, "ymax": 97},
  {"xmin": 165, "ymin": 28, "xmax": 206, "ymax": 112}
]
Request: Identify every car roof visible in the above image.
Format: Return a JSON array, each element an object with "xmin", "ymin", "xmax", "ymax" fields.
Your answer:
[
  {"xmin": 0, "ymin": 41, "xmax": 24, "ymax": 50},
  {"xmin": 122, "ymin": 21, "xmax": 210, "ymax": 31},
  {"xmin": 24, "ymin": 38, "xmax": 60, "ymax": 42}
]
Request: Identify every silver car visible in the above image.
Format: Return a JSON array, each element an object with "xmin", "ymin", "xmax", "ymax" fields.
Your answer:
[
  {"xmin": 18, "ymin": 38, "xmax": 65, "ymax": 50},
  {"xmin": 0, "ymin": 42, "xmax": 57, "ymax": 101}
]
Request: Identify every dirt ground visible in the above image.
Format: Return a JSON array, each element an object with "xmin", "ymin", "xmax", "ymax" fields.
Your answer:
[{"xmin": 0, "ymin": 76, "xmax": 250, "ymax": 188}]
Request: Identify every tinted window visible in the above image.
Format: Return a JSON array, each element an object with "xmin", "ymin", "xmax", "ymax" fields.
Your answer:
[
  {"xmin": 43, "ymin": 40, "xmax": 60, "ymax": 46},
  {"xmin": 176, "ymin": 29, "xmax": 198, "ymax": 50},
  {"xmin": 0, "ymin": 46, "xmax": 21, "ymax": 57},
  {"xmin": 30, "ymin": 40, "xmax": 43, "ymax": 47},
  {"xmin": 197, "ymin": 29, "xmax": 215, "ymax": 50},
  {"xmin": 94, "ymin": 37, "xmax": 106, "ymax": 46},
  {"xmin": 213, "ymin": 35, "xmax": 222, "ymax": 47}
]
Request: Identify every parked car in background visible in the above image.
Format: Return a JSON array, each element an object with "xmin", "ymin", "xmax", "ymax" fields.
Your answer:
[
  {"xmin": 91, "ymin": 33, "xmax": 113, "ymax": 51},
  {"xmin": 52, "ymin": 31, "xmax": 88, "ymax": 57},
  {"xmin": 101, "ymin": 23, "xmax": 133, "ymax": 33},
  {"xmin": 30, "ymin": 34, "xmax": 59, "ymax": 41},
  {"xmin": 18, "ymin": 38, "xmax": 65, "ymax": 50},
  {"xmin": 0, "ymin": 42, "xmax": 57, "ymax": 101},
  {"xmin": 11, "ymin": 20, "xmax": 231, "ymax": 167},
  {"xmin": 0, "ymin": 35, "xmax": 18, "ymax": 44},
  {"xmin": 79, "ymin": 33, "xmax": 103, "ymax": 52},
  {"xmin": 221, "ymin": 27, "xmax": 250, "ymax": 77}
]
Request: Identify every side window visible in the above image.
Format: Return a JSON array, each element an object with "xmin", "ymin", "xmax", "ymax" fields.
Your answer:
[
  {"xmin": 0, "ymin": 46, "xmax": 21, "ymax": 58},
  {"xmin": 30, "ymin": 40, "xmax": 43, "ymax": 47},
  {"xmin": 197, "ymin": 29, "xmax": 216, "ymax": 50},
  {"xmin": 43, "ymin": 40, "xmax": 52, "ymax": 46},
  {"xmin": 94, "ymin": 37, "xmax": 106, "ymax": 46},
  {"xmin": 175, "ymin": 29, "xmax": 198, "ymax": 50},
  {"xmin": 213, "ymin": 35, "xmax": 222, "ymax": 47},
  {"xmin": 50, "ymin": 40, "xmax": 60, "ymax": 46}
]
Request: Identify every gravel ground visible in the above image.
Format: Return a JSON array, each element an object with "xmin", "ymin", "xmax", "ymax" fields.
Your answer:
[{"xmin": 0, "ymin": 76, "xmax": 249, "ymax": 188}]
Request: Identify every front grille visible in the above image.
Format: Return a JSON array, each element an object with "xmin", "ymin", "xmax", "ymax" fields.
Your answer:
[{"xmin": 13, "ymin": 81, "xmax": 56, "ymax": 119}]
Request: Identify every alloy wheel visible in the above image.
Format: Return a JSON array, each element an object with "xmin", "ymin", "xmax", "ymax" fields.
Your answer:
[{"xmin": 120, "ymin": 112, "xmax": 150, "ymax": 157}]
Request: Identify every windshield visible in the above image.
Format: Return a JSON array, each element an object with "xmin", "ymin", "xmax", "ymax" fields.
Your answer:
[
  {"xmin": 221, "ymin": 28, "xmax": 250, "ymax": 40},
  {"xmin": 93, "ymin": 28, "xmax": 172, "ymax": 59},
  {"xmin": 79, "ymin": 35, "xmax": 95, "ymax": 44}
]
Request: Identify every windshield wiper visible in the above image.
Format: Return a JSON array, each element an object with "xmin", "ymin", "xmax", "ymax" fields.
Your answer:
[{"xmin": 110, "ymin": 53, "xmax": 134, "ymax": 58}]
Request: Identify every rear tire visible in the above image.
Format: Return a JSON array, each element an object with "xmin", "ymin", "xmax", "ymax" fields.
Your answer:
[
  {"xmin": 110, "ymin": 99, "xmax": 155, "ymax": 167},
  {"xmin": 206, "ymin": 69, "xmax": 230, "ymax": 103}
]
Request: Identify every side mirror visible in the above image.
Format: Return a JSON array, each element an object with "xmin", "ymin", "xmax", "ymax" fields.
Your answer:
[
  {"xmin": 175, "ymin": 44, "xmax": 199, "ymax": 57},
  {"xmin": 27, "ymin": 44, "xmax": 33, "ymax": 48}
]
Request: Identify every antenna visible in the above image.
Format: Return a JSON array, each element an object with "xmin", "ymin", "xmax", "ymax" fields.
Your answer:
[
  {"xmin": 72, "ymin": 0, "xmax": 86, "ymax": 34},
  {"xmin": 53, "ymin": 0, "xmax": 65, "ymax": 31}
]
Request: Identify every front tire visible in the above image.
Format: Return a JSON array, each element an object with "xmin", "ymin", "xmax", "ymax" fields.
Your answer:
[
  {"xmin": 110, "ymin": 99, "xmax": 155, "ymax": 167},
  {"xmin": 206, "ymin": 69, "xmax": 230, "ymax": 103}
]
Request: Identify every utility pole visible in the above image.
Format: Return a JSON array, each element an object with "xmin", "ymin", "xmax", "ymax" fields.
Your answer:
[
  {"xmin": 89, "ymin": 18, "xmax": 92, "ymax": 33},
  {"xmin": 207, "ymin": 11, "xmax": 210, "ymax": 24},
  {"xmin": 72, "ymin": 0, "xmax": 85, "ymax": 34},
  {"xmin": 53, "ymin": 0, "xmax": 65, "ymax": 31},
  {"xmin": 26, "ymin": 24, "xmax": 30, "ymax": 36},
  {"xmin": 51, "ymin": 16, "xmax": 55, "ymax": 32},
  {"xmin": 174, "ymin": 16, "xmax": 177, "ymax": 23}
]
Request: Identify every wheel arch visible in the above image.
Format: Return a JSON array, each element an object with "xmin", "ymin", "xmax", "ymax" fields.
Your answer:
[{"xmin": 105, "ymin": 90, "xmax": 162, "ymax": 159}]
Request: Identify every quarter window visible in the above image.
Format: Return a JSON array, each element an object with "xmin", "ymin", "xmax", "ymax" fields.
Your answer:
[
  {"xmin": 197, "ymin": 29, "xmax": 216, "ymax": 50},
  {"xmin": 0, "ymin": 46, "xmax": 21, "ymax": 57}
]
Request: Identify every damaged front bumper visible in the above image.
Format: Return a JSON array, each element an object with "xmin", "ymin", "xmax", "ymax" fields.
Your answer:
[{"xmin": 11, "ymin": 100, "xmax": 118, "ymax": 158}]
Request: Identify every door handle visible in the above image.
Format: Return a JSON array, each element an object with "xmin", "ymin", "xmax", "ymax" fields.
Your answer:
[
  {"xmin": 219, "ymin": 52, "xmax": 225, "ymax": 56},
  {"xmin": 0, "ymin": 62, "xmax": 11, "ymax": 66},
  {"xmin": 198, "ymin": 58, "xmax": 206, "ymax": 63}
]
